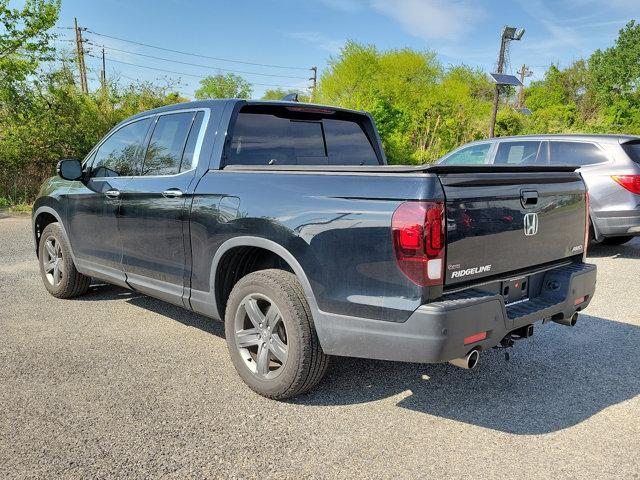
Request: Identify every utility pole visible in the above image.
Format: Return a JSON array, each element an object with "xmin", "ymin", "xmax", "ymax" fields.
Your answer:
[
  {"xmin": 309, "ymin": 66, "xmax": 317, "ymax": 102},
  {"xmin": 74, "ymin": 17, "xmax": 88, "ymax": 94},
  {"xmin": 517, "ymin": 64, "xmax": 532, "ymax": 108},
  {"xmin": 100, "ymin": 47, "xmax": 107, "ymax": 94}
]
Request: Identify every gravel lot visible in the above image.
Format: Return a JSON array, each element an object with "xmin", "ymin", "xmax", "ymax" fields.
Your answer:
[{"xmin": 1, "ymin": 215, "xmax": 639, "ymax": 479}]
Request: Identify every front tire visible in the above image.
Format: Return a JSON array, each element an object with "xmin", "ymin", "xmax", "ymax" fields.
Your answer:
[
  {"xmin": 224, "ymin": 269, "xmax": 329, "ymax": 399},
  {"xmin": 601, "ymin": 235, "xmax": 634, "ymax": 246},
  {"xmin": 38, "ymin": 222, "xmax": 91, "ymax": 298}
]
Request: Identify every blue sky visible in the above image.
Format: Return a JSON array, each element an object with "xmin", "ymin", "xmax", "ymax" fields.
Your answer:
[{"xmin": 49, "ymin": 0, "xmax": 638, "ymax": 98}]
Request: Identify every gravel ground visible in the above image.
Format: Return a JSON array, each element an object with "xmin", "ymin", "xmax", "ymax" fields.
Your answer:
[{"xmin": 0, "ymin": 216, "xmax": 638, "ymax": 479}]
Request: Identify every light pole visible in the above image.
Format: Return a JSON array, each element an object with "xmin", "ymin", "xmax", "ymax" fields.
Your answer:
[{"xmin": 489, "ymin": 26, "xmax": 525, "ymax": 138}]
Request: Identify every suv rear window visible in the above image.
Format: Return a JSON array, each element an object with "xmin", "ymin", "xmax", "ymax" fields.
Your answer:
[
  {"xmin": 549, "ymin": 141, "xmax": 608, "ymax": 166},
  {"xmin": 622, "ymin": 141, "xmax": 640, "ymax": 164},
  {"xmin": 226, "ymin": 106, "xmax": 380, "ymax": 166}
]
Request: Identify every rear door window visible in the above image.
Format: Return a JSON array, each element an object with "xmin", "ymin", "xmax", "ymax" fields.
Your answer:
[
  {"xmin": 440, "ymin": 144, "xmax": 491, "ymax": 165},
  {"xmin": 549, "ymin": 141, "xmax": 608, "ymax": 166},
  {"xmin": 494, "ymin": 141, "xmax": 542, "ymax": 165},
  {"xmin": 227, "ymin": 110, "xmax": 379, "ymax": 166},
  {"xmin": 91, "ymin": 118, "xmax": 152, "ymax": 177},
  {"xmin": 142, "ymin": 112, "xmax": 195, "ymax": 176}
]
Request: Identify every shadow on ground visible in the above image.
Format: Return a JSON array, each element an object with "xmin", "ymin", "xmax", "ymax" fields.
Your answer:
[
  {"xmin": 77, "ymin": 282, "xmax": 639, "ymax": 436},
  {"xmin": 298, "ymin": 315, "xmax": 640, "ymax": 435},
  {"xmin": 587, "ymin": 237, "xmax": 640, "ymax": 259}
]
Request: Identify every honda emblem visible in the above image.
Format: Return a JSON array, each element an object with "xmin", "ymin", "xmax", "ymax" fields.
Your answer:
[{"xmin": 523, "ymin": 213, "xmax": 538, "ymax": 236}]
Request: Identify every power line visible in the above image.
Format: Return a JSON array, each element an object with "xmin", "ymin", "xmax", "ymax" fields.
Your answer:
[
  {"xmin": 85, "ymin": 28, "xmax": 309, "ymax": 71},
  {"xmin": 84, "ymin": 54, "xmax": 305, "ymax": 89},
  {"xmin": 85, "ymin": 41, "xmax": 309, "ymax": 80}
]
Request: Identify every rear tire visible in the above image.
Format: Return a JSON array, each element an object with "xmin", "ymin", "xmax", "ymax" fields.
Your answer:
[
  {"xmin": 601, "ymin": 235, "xmax": 634, "ymax": 246},
  {"xmin": 38, "ymin": 222, "xmax": 91, "ymax": 298},
  {"xmin": 224, "ymin": 269, "xmax": 329, "ymax": 400}
]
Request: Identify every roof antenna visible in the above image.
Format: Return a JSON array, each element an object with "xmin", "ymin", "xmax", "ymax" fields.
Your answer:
[{"xmin": 281, "ymin": 93, "xmax": 299, "ymax": 102}]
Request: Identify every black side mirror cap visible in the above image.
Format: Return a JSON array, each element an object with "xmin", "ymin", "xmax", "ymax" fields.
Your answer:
[{"xmin": 57, "ymin": 159, "xmax": 83, "ymax": 181}]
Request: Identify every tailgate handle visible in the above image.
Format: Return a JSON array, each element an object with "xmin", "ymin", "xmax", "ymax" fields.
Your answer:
[{"xmin": 521, "ymin": 190, "xmax": 538, "ymax": 207}]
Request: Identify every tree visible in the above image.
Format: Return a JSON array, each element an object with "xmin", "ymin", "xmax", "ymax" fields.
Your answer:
[
  {"xmin": 194, "ymin": 73, "xmax": 252, "ymax": 100},
  {"xmin": 589, "ymin": 21, "xmax": 640, "ymax": 107},
  {"xmin": 0, "ymin": 64, "xmax": 185, "ymax": 204},
  {"xmin": 317, "ymin": 41, "xmax": 492, "ymax": 164},
  {"xmin": 0, "ymin": 0, "xmax": 60, "ymax": 85}
]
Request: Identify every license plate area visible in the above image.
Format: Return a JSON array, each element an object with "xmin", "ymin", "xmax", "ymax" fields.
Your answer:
[{"xmin": 501, "ymin": 276, "xmax": 529, "ymax": 304}]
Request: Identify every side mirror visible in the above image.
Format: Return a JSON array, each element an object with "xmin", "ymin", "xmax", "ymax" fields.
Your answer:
[{"xmin": 57, "ymin": 159, "xmax": 83, "ymax": 181}]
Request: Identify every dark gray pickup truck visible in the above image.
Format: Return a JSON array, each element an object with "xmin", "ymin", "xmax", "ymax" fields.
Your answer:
[{"xmin": 33, "ymin": 99, "xmax": 596, "ymax": 398}]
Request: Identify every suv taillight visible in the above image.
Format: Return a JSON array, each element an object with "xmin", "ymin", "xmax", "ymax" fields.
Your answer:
[
  {"xmin": 612, "ymin": 175, "xmax": 640, "ymax": 195},
  {"xmin": 392, "ymin": 201, "xmax": 445, "ymax": 286}
]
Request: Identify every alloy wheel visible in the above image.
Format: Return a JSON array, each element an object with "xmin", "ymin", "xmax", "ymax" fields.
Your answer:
[
  {"xmin": 234, "ymin": 293, "xmax": 288, "ymax": 380},
  {"xmin": 42, "ymin": 236, "xmax": 64, "ymax": 287}
]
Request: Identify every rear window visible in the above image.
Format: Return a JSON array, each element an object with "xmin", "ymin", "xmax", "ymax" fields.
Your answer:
[
  {"xmin": 226, "ymin": 106, "xmax": 380, "ymax": 166},
  {"xmin": 622, "ymin": 142, "xmax": 640, "ymax": 164},
  {"xmin": 549, "ymin": 141, "xmax": 608, "ymax": 166},
  {"xmin": 495, "ymin": 141, "xmax": 542, "ymax": 165}
]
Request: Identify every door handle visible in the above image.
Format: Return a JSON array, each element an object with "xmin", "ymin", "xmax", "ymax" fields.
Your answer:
[
  {"xmin": 162, "ymin": 188, "xmax": 183, "ymax": 198},
  {"xmin": 104, "ymin": 189, "xmax": 120, "ymax": 199}
]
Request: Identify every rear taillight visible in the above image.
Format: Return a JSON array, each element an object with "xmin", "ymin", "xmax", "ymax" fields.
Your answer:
[
  {"xmin": 583, "ymin": 191, "xmax": 589, "ymax": 261},
  {"xmin": 611, "ymin": 175, "xmax": 640, "ymax": 195},
  {"xmin": 392, "ymin": 201, "xmax": 445, "ymax": 286}
]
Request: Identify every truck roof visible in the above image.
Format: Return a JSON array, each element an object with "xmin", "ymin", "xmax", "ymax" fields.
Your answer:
[{"xmin": 124, "ymin": 98, "xmax": 368, "ymax": 124}]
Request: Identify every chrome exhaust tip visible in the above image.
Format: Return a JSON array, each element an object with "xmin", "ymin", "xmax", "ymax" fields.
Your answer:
[
  {"xmin": 552, "ymin": 312, "xmax": 579, "ymax": 327},
  {"xmin": 449, "ymin": 349, "xmax": 480, "ymax": 370}
]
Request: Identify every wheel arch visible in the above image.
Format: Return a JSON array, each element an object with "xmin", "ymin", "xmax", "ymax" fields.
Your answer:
[
  {"xmin": 198, "ymin": 236, "xmax": 328, "ymax": 347},
  {"xmin": 210, "ymin": 237, "xmax": 319, "ymax": 314},
  {"xmin": 32, "ymin": 206, "xmax": 74, "ymax": 260}
]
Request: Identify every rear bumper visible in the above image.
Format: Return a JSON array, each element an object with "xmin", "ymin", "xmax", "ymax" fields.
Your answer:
[
  {"xmin": 592, "ymin": 209, "xmax": 640, "ymax": 237},
  {"xmin": 317, "ymin": 263, "xmax": 597, "ymax": 363}
]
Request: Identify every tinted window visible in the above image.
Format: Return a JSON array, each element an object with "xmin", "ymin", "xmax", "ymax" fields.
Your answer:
[
  {"xmin": 549, "ymin": 141, "xmax": 608, "ymax": 166},
  {"xmin": 143, "ymin": 112, "xmax": 195, "ymax": 176},
  {"xmin": 622, "ymin": 142, "xmax": 640, "ymax": 164},
  {"xmin": 292, "ymin": 121, "xmax": 325, "ymax": 158},
  {"xmin": 227, "ymin": 112, "xmax": 378, "ymax": 166},
  {"xmin": 324, "ymin": 119, "xmax": 377, "ymax": 165},
  {"xmin": 441, "ymin": 144, "xmax": 491, "ymax": 165},
  {"xmin": 180, "ymin": 111, "xmax": 205, "ymax": 172},
  {"xmin": 229, "ymin": 113, "xmax": 292, "ymax": 165},
  {"xmin": 92, "ymin": 118, "xmax": 152, "ymax": 177},
  {"xmin": 495, "ymin": 141, "xmax": 541, "ymax": 165}
]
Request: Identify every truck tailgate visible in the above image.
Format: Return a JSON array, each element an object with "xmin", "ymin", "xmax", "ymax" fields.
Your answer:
[{"xmin": 439, "ymin": 169, "xmax": 586, "ymax": 286}]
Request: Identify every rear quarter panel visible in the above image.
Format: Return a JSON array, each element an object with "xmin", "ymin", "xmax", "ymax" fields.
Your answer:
[{"xmin": 190, "ymin": 170, "xmax": 443, "ymax": 322}]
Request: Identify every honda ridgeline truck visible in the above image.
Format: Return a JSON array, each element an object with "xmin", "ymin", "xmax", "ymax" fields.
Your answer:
[{"xmin": 33, "ymin": 100, "xmax": 597, "ymax": 399}]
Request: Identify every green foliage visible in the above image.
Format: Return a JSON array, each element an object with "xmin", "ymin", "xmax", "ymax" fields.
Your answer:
[
  {"xmin": 589, "ymin": 21, "xmax": 640, "ymax": 107},
  {"xmin": 0, "ymin": 63, "xmax": 185, "ymax": 201},
  {"xmin": 523, "ymin": 22, "xmax": 640, "ymax": 135},
  {"xmin": 0, "ymin": 0, "xmax": 59, "ymax": 87},
  {"xmin": 194, "ymin": 73, "xmax": 251, "ymax": 100},
  {"xmin": 261, "ymin": 88, "xmax": 310, "ymax": 102},
  {"xmin": 495, "ymin": 110, "xmax": 524, "ymax": 137},
  {"xmin": 317, "ymin": 42, "xmax": 493, "ymax": 164}
]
